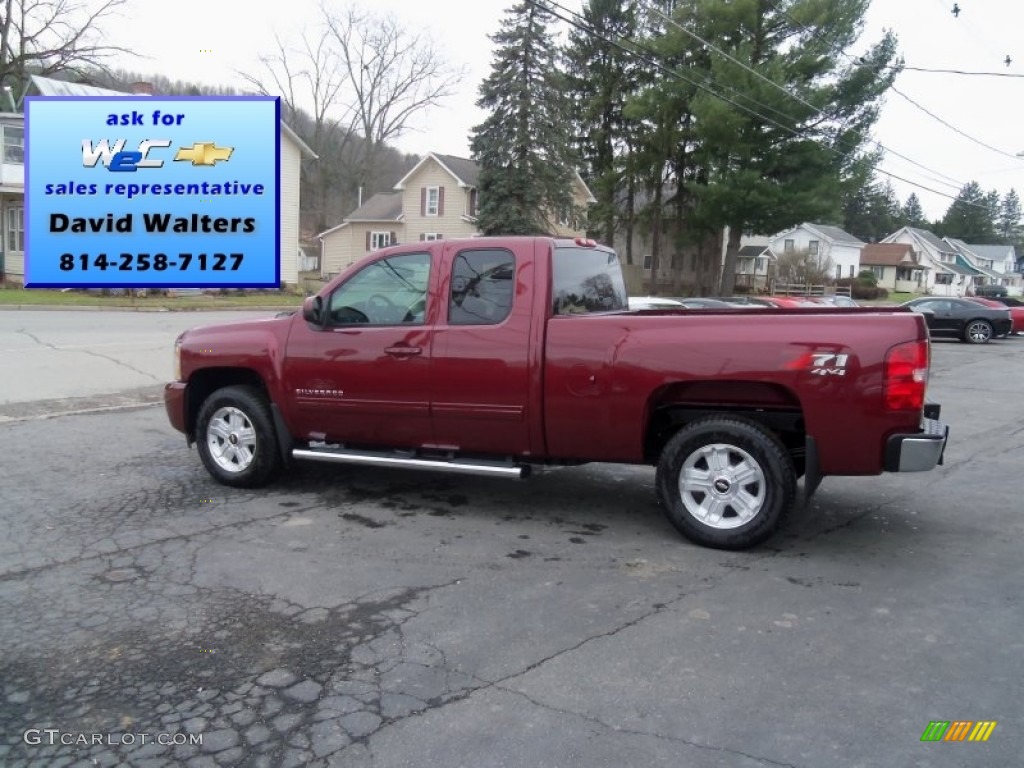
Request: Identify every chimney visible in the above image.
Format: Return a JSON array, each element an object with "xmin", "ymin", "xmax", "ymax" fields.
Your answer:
[{"xmin": 130, "ymin": 81, "xmax": 154, "ymax": 96}]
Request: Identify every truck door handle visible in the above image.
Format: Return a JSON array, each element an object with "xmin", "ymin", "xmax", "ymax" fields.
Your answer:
[{"xmin": 385, "ymin": 346, "xmax": 422, "ymax": 357}]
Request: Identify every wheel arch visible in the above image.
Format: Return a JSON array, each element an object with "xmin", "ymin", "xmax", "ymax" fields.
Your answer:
[{"xmin": 643, "ymin": 380, "xmax": 807, "ymax": 474}]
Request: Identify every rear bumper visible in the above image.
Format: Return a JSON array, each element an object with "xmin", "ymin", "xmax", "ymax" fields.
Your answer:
[
  {"xmin": 884, "ymin": 404, "xmax": 948, "ymax": 472},
  {"xmin": 164, "ymin": 381, "xmax": 188, "ymax": 435},
  {"xmin": 995, "ymin": 319, "xmax": 1013, "ymax": 336}
]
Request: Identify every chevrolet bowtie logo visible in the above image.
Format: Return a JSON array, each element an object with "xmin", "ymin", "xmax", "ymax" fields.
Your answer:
[{"xmin": 174, "ymin": 142, "xmax": 234, "ymax": 166}]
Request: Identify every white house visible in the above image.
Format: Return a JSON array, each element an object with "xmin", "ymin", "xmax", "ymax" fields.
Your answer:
[
  {"xmin": 768, "ymin": 223, "xmax": 865, "ymax": 281},
  {"xmin": 882, "ymin": 227, "xmax": 978, "ymax": 297},
  {"xmin": 0, "ymin": 112, "xmax": 24, "ymax": 281},
  {"xmin": 18, "ymin": 75, "xmax": 317, "ymax": 288}
]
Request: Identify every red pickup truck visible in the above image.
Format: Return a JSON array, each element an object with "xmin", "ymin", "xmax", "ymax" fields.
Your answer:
[{"xmin": 165, "ymin": 237, "xmax": 948, "ymax": 550}]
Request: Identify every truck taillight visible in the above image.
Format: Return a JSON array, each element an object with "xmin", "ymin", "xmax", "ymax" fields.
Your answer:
[{"xmin": 884, "ymin": 340, "xmax": 929, "ymax": 411}]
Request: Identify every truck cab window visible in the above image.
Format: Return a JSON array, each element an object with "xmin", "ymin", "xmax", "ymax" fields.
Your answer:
[
  {"xmin": 551, "ymin": 246, "xmax": 628, "ymax": 315},
  {"xmin": 448, "ymin": 249, "xmax": 515, "ymax": 325},
  {"xmin": 327, "ymin": 252, "xmax": 431, "ymax": 326}
]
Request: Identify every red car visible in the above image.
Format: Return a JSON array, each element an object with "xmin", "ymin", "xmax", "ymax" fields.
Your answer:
[
  {"xmin": 761, "ymin": 296, "xmax": 824, "ymax": 308},
  {"xmin": 968, "ymin": 297, "xmax": 1024, "ymax": 335}
]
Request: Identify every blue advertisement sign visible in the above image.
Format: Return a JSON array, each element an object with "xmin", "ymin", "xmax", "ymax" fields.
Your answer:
[{"xmin": 24, "ymin": 96, "xmax": 280, "ymax": 288}]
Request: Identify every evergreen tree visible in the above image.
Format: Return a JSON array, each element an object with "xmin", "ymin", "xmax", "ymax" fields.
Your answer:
[
  {"xmin": 941, "ymin": 181, "xmax": 997, "ymax": 243},
  {"xmin": 997, "ymin": 188, "xmax": 1023, "ymax": 244},
  {"xmin": 470, "ymin": 1, "xmax": 578, "ymax": 236},
  {"xmin": 564, "ymin": 0, "xmax": 641, "ymax": 249},
  {"xmin": 842, "ymin": 179, "xmax": 900, "ymax": 242},
  {"xmin": 656, "ymin": 0, "xmax": 901, "ymax": 293},
  {"xmin": 900, "ymin": 193, "xmax": 928, "ymax": 229}
]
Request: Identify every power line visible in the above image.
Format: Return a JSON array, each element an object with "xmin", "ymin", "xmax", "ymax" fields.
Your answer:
[
  {"xmin": 902, "ymin": 66, "xmax": 1024, "ymax": 78},
  {"xmin": 529, "ymin": 0, "xmax": 988, "ymax": 211},
  {"xmin": 638, "ymin": 0, "xmax": 975, "ymax": 193},
  {"xmin": 762, "ymin": 0, "xmax": 1024, "ymax": 162}
]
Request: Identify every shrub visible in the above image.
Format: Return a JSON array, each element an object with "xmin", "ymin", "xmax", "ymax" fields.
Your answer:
[{"xmin": 857, "ymin": 270, "xmax": 878, "ymax": 287}]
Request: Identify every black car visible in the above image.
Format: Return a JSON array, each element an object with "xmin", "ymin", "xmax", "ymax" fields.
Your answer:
[
  {"xmin": 901, "ymin": 297, "xmax": 1013, "ymax": 344},
  {"xmin": 994, "ymin": 296, "xmax": 1024, "ymax": 308},
  {"xmin": 666, "ymin": 297, "xmax": 756, "ymax": 309}
]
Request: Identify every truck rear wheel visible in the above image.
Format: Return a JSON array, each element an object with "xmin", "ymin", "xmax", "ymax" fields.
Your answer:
[
  {"xmin": 656, "ymin": 416, "xmax": 796, "ymax": 550},
  {"xmin": 196, "ymin": 385, "xmax": 281, "ymax": 488}
]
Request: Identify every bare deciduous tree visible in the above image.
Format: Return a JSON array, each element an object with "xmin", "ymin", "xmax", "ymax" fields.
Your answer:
[
  {"xmin": 238, "ymin": 29, "xmax": 356, "ymax": 234},
  {"xmin": 0, "ymin": 0, "xmax": 133, "ymax": 104},
  {"xmin": 239, "ymin": 1, "xmax": 465, "ymax": 231}
]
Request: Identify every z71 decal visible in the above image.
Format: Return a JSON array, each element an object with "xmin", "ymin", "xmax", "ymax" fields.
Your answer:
[{"xmin": 810, "ymin": 353, "xmax": 849, "ymax": 376}]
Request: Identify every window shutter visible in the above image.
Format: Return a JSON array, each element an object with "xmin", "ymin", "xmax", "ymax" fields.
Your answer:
[
  {"xmin": 438, "ymin": 187, "xmax": 445, "ymax": 216},
  {"xmin": 390, "ymin": 231, "xmax": 396, "ymax": 245},
  {"xmin": 437, "ymin": 234, "xmax": 443, "ymax": 240},
  {"xmin": 420, "ymin": 188, "xmax": 426, "ymax": 216},
  {"xmin": 365, "ymin": 231, "xmax": 371, "ymax": 250},
  {"xmin": 419, "ymin": 233, "xmax": 425, "ymax": 241}
]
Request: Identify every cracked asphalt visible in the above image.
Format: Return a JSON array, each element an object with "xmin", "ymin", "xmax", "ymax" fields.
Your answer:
[{"xmin": 1, "ymin": 311, "xmax": 1022, "ymax": 767}]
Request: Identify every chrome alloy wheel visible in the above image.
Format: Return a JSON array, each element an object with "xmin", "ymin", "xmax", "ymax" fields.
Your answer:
[
  {"xmin": 965, "ymin": 320, "xmax": 992, "ymax": 344},
  {"xmin": 677, "ymin": 443, "xmax": 767, "ymax": 529},
  {"xmin": 205, "ymin": 406, "xmax": 258, "ymax": 473}
]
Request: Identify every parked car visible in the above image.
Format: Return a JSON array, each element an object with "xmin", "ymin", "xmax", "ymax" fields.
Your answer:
[
  {"xmin": 994, "ymin": 296, "xmax": 1024, "ymax": 308},
  {"xmin": 628, "ymin": 296, "xmax": 687, "ymax": 310},
  {"xmin": 967, "ymin": 297, "xmax": 1024, "ymax": 335},
  {"xmin": 901, "ymin": 297, "xmax": 1013, "ymax": 343},
  {"xmin": 667, "ymin": 297, "xmax": 756, "ymax": 309},
  {"xmin": 974, "ymin": 284, "xmax": 1008, "ymax": 298},
  {"xmin": 705, "ymin": 296, "xmax": 777, "ymax": 307},
  {"xmin": 817, "ymin": 295, "xmax": 860, "ymax": 308},
  {"xmin": 761, "ymin": 296, "xmax": 824, "ymax": 308}
]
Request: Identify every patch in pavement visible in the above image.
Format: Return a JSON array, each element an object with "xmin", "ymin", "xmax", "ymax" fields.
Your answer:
[{"xmin": 0, "ymin": 583, "xmax": 474, "ymax": 766}]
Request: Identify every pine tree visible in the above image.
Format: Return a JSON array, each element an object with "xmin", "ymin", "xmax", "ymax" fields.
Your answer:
[
  {"xmin": 997, "ymin": 189, "xmax": 1022, "ymax": 244},
  {"xmin": 900, "ymin": 193, "xmax": 928, "ymax": 229},
  {"xmin": 470, "ymin": 1, "xmax": 578, "ymax": 236},
  {"xmin": 564, "ymin": 0, "xmax": 641, "ymax": 248},
  {"xmin": 941, "ymin": 181, "xmax": 996, "ymax": 243},
  {"xmin": 657, "ymin": 0, "xmax": 901, "ymax": 293}
]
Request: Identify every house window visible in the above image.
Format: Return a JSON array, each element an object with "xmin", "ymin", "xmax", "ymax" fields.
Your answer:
[
  {"xmin": 934, "ymin": 273, "xmax": 953, "ymax": 285},
  {"xmin": 421, "ymin": 233, "xmax": 443, "ymax": 241},
  {"xmin": 6, "ymin": 205, "xmax": 23, "ymax": 252},
  {"xmin": 784, "ymin": 239, "xmax": 795, "ymax": 253},
  {"xmin": 369, "ymin": 231, "xmax": 393, "ymax": 250},
  {"xmin": 3, "ymin": 125, "xmax": 23, "ymax": 163},
  {"xmin": 896, "ymin": 268, "xmax": 913, "ymax": 280},
  {"xmin": 468, "ymin": 188, "xmax": 478, "ymax": 218},
  {"xmin": 835, "ymin": 265, "xmax": 842, "ymax": 280},
  {"xmin": 756, "ymin": 257, "xmax": 765, "ymax": 272},
  {"xmin": 808, "ymin": 240, "xmax": 819, "ymax": 255},
  {"xmin": 642, "ymin": 254, "xmax": 653, "ymax": 270},
  {"xmin": 872, "ymin": 266, "xmax": 885, "ymax": 279},
  {"xmin": 425, "ymin": 186, "xmax": 440, "ymax": 216}
]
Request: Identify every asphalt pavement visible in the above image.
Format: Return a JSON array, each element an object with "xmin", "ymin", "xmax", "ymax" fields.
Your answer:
[{"xmin": 0, "ymin": 309, "xmax": 1021, "ymax": 767}]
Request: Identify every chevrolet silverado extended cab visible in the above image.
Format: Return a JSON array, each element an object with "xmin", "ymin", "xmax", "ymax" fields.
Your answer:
[{"xmin": 165, "ymin": 237, "xmax": 948, "ymax": 549}]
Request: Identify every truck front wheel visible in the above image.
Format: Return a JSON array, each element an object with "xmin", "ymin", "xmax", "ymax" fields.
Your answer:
[
  {"xmin": 656, "ymin": 416, "xmax": 796, "ymax": 550},
  {"xmin": 195, "ymin": 385, "xmax": 281, "ymax": 488}
]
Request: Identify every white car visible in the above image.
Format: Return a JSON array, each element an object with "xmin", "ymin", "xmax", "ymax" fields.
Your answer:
[{"xmin": 628, "ymin": 296, "xmax": 687, "ymax": 310}]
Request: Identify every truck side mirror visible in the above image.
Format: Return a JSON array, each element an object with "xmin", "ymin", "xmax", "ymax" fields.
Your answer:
[{"xmin": 303, "ymin": 295, "xmax": 324, "ymax": 326}]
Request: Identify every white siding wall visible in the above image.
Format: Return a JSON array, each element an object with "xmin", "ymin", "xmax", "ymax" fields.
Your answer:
[
  {"xmin": 320, "ymin": 222, "xmax": 406, "ymax": 277},
  {"xmin": 279, "ymin": 135, "xmax": 301, "ymax": 287}
]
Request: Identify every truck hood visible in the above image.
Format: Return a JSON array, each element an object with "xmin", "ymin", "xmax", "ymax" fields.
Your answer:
[{"xmin": 178, "ymin": 313, "xmax": 295, "ymax": 343}]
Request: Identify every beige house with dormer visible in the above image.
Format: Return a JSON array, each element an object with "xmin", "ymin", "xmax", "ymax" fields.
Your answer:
[{"xmin": 319, "ymin": 152, "xmax": 595, "ymax": 277}]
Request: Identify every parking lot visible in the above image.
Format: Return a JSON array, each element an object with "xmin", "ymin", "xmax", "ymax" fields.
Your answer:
[{"xmin": 1, "ymin": 311, "xmax": 1021, "ymax": 767}]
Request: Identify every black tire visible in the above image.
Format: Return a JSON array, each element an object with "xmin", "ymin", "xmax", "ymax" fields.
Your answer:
[
  {"xmin": 656, "ymin": 416, "xmax": 797, "ymax": 550},
  {"xmin": 195, "ymin": 385, "xmax": 281, "ymax": 488},
  {"xmin": 962, "ymin": 319, "xmax": 993, "ymax": 344}
]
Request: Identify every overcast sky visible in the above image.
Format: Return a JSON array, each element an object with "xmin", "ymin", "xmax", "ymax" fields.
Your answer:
[{"xmin": 105, "ymin": 0, "xmax": 1024, "ymax": 221}]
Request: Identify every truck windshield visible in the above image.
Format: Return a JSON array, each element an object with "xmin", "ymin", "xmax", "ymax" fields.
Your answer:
[{"xmin": 552, "ymin": 246, "xmax": 629, "ymax": 315}]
